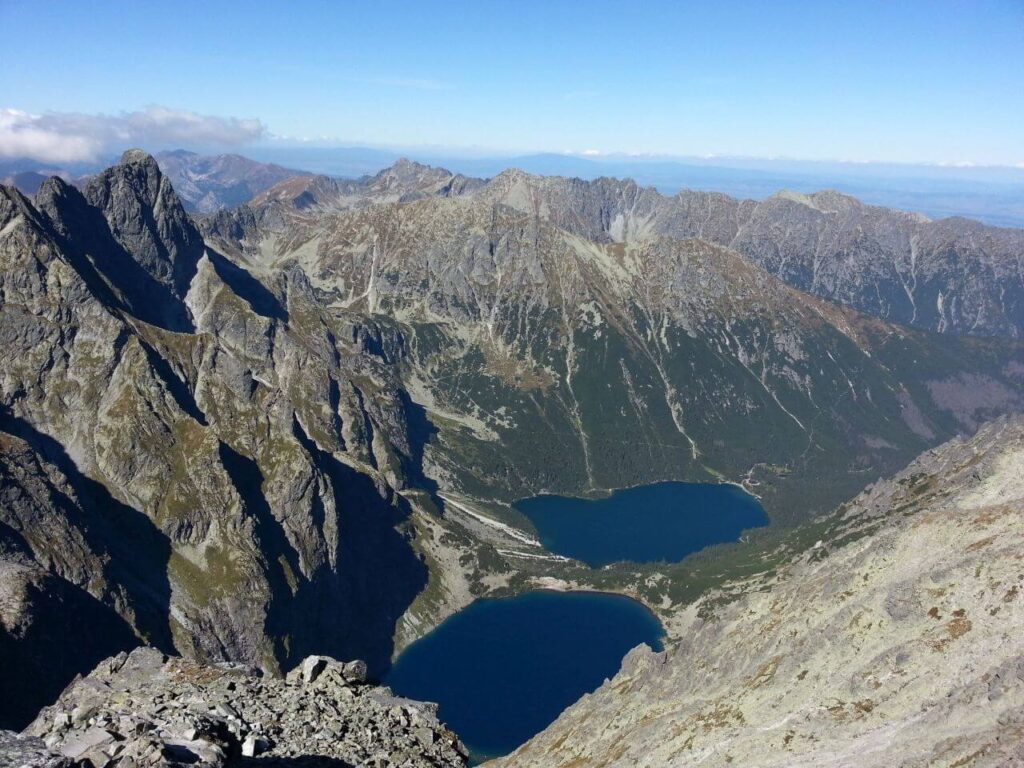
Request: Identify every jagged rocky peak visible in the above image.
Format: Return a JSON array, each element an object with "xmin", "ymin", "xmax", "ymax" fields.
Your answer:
[
  {"xmin": 767, "ymin": 187, "xmax": 926, "ymax": 221},
  {"xmin": 248, "ymin": 173, "xmax": 351, "ymax": 211},
  {"xmin": 199, "ymin": 202, "xmax": 259, "ymax": 243},
  {"xmin": 20, "ymin": 156, "xmax": 198, "ymax": 332},
  {"xmin": 481, "ymin": 166, "xmax": 540, "ymax": 196},
  {"xmin": 82, "ymin": 148, "xmax": 205, "ymax": 299},
  {"xmin": 805, "ymin": 188, "xmax": 879, "ymax": 213},
  {"xmin": 32, "ymin": 175, "xmax": 103, "ymax": 241},
  {"xmin": 366, "ymin": 157, "xmax": 479, "ymax": 202},
  {"xmin": 376, "ymin": 156, "xmax": 444, "ymax": 180},
  {"xmin": 32, "ymin": 173, "xmax": 75, "ymax": 207},
  {"xmin": 0, "ymin": 179, "xmax": 38, "ymax": 227},
  {"xmin": 121, "ymin": 146, "xmax": 160, "ymax": 168},
  {"xmin": 247, "ymin": 158, "xmax": 483, "ymax": 216}
]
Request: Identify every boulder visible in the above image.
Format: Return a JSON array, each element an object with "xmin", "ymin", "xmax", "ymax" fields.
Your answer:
[
  {"xmin": 0, "ymin": 730, "xmax": 71, "ymax": 768},
  {"xmin": 341, "ymin": 659, "xmax": 369, "ymax": 684}
]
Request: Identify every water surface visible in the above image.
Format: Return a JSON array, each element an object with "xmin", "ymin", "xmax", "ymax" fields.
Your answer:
[
  {"xmin": 385, "ymin": 590, "xmax": 664, "ymax": 763},
  {"xmin": 515, "ymin": 481, "xmax": 768, "ymax": 566}
]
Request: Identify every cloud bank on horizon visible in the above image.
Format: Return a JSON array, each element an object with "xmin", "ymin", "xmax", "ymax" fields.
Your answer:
[
  {"xmin": 2, "ymin": 105, "xmax": 1022, "ymax": 180},
  {"xmin": 0, "ymin": 106, "xmax": 266, "ymax": 165}
]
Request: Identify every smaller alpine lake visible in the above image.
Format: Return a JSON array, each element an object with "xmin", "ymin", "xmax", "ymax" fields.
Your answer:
[
  {"xmin": 385, "ymin": 591, "xmax": 664, "ymax": 764},
  {"xmin": 514, "ymin": 480, "xmax": 769, "ymax": 566}
]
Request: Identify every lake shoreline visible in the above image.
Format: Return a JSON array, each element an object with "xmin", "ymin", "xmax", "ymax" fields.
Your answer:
[
  {"xmin": 385, "ymin": 590, "xmax": 665, "ymax": 763},
  {"xmin": 514, "ymin": 480, "xmax": 769, "ymax": 567}
]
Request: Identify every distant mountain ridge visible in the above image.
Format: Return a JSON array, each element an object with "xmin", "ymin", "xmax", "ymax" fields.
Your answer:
[
  {"xmin": 223, "ymin": 146, "xmax": 1024, "ymax": 227},
  {"xmin": 152, "ymin": 149, "xmax": 311, "ymax": 213},
  {"xmin": 248, "ymin": 157, "xmax": 484, "ymax": 212},
  {"xmin": 1, "ymin": 150, "xmax": 311, "ymax": 214},
  {"xmin": 240, "ymin": 160, "xmax": 1024, "ymax": 339}
]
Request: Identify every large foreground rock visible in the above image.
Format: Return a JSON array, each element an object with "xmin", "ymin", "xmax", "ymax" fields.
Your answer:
[
  {"xmin": 0, "ymin": 730, "xmax": 71, "ymax": 767},
  {"xmin": 14, "ymin": 648, "xmax": 466, "ymax": 767}
]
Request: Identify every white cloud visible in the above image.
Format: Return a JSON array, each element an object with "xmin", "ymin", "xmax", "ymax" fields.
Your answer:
[
  {"xmin": 934, "ymin": 159, "xmax": 978, "ymax": 168},
  {"xmin": 0, "ymin": 106, "xmax": 266, "ymax": 164}
]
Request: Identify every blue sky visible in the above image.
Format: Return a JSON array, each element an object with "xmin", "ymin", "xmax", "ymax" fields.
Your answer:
[{"xmin": 2, "ymin": 0, "xmax": 1023, "ymax": 165}]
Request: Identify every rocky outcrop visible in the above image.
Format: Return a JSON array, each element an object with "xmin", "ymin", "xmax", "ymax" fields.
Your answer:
[
  {"xmin": 0, "ymin": 730, "xmax": 71, "ymax": 768},
  {"xmin": 14, "ymin": 647, "xmax": 465, "ymax": 767},
  {"xmin": 494, "ymin": 416, "xmax": 1024, "ymax": 768}
]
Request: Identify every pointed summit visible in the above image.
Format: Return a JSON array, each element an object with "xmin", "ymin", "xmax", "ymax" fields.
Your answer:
[
  {"xmin": 84, "ymin": 149, "xmax": 204, "ymax": 301},
  {"xmin": 367, "ymin": 158, "xmax": 458, "ymax": 202},
  {"xmin": 120, "ymin": 147, "xmax": 159, "ymax": 166}
]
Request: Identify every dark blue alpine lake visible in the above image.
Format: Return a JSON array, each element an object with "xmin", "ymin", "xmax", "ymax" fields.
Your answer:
[
  {"xmin": 384, "ymin": 590, "xmax": 664, "ymax": 764},
  {"xmin": 514, "ymin": 481, "xmax": 769, "ymax": 566}
]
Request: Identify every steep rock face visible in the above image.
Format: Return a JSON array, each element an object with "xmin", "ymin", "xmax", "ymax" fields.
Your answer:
[
  {"xmin": 32, "ymin": 174, "xmax": 194, "ymax": 332},
  {"xmin": 18, "ymin": 647, "xmax": 466, "ymax": 767},
  {"xmin": 495, "ymin": 417, "xmax": 1024, "ymax": 768},
  {"xmin": 0, "ymin": 554, "xmax": 138, "ymax": 732},
  {"xmin": 726, "ymin": 192, "xmax": 1024, "ymax": 339},
  {"xmin": 459, "ymin": 170, "xmax": 1024, "ymax": 338},
  {"xmin": 0, "ymin": 426, "xmax": 159, "ymax": 726},
  {"xmin": 469, "ymin": 170, "xmax": 673, "ymax": 243},
  {"xmin": 0, "ymin": 155, "xmax": 454, "ymax": 728},
  {"xmin": 83, "ymin": 150, "xmax": 206, "ymax": 302}
]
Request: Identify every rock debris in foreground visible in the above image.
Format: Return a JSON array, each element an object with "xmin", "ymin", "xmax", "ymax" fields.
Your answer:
[{"xmin": 10, "ymin": 648, "xmax": 466, "ymax": 768}]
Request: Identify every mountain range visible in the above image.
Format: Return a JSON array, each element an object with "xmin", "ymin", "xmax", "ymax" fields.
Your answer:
[
  {"xmin": 0, "ymin": 150, "xmax": 1021, "ymax": 764},
  {"xmin": 151, "ymin": 150, "xmax": 312, "ymax": 213},
  {"xmin": 209, "ymin": 156, "xmax": 1024, "ymax": 338},
  {"xmin": 2, "ymin": 151, "xmax": 309, "ymax": 215}
]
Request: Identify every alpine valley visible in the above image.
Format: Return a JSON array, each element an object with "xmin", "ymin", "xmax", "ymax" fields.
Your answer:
[{"xmin": 1, "ymin": 150, "xmax": 1022, "ymax": 767}]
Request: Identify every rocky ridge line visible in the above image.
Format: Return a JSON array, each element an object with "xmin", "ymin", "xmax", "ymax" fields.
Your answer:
[{"xmin": 244, "ymin": 161, "xmax": 1024, "ymax": 338}]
